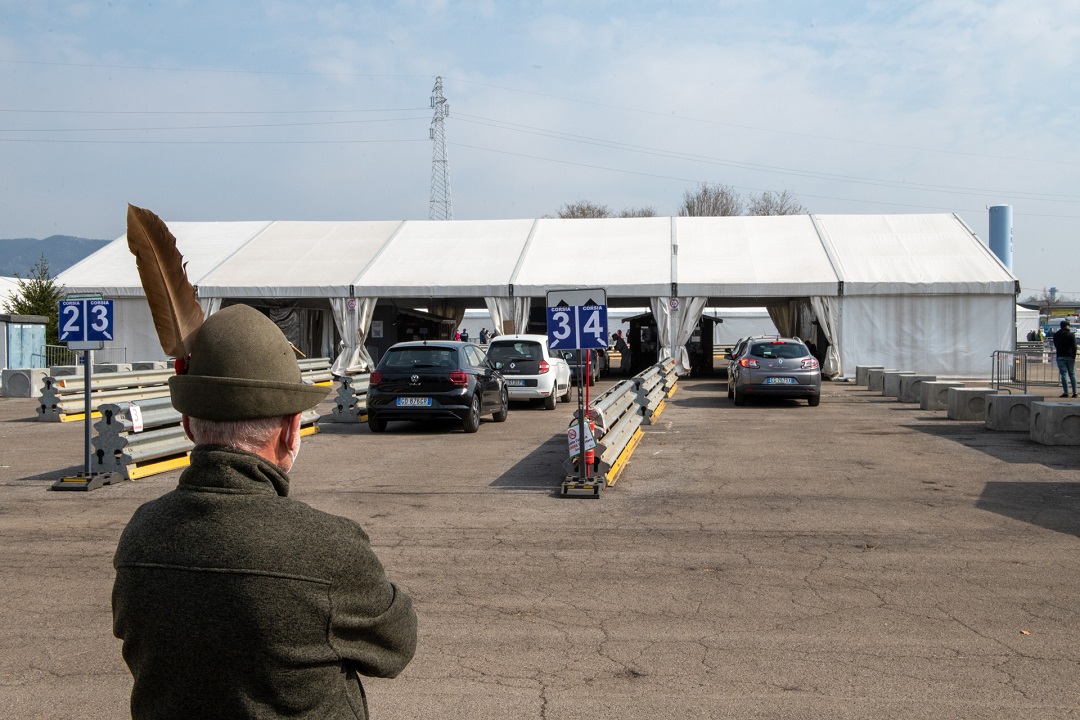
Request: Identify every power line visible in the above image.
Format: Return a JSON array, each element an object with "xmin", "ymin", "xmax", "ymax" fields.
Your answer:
[
  {"xmin": 0, "ymin": 115, "xmax": 430, "ymax": 132},
  {"xmin": 0, "ymin": 107, "xmax": 429, "ymax": 115},
  {"xmin": 453, "ymin": 112, "xmax": 1080, "ymax": 203}
]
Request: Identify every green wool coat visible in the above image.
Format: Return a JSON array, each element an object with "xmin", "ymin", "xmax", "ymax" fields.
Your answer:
[{"xmin": 113, "ymin": 447, "xmax": 417, "ymax": 719}]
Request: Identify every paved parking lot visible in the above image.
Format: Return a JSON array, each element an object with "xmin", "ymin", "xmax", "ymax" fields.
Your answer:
[{"xmin": 1, "ymin": 377, "xmax": 1079, "ymax": 719}]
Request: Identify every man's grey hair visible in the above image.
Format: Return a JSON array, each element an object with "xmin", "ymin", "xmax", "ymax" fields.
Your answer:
[{"xmin": 187, "ymin": 416, "xmax": 285, "ymax": 453}]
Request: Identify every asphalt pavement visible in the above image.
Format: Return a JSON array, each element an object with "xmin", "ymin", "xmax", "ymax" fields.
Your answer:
[{"xmin": 1, "ymin": 377, "xmax": 1078, "ymax": 719}]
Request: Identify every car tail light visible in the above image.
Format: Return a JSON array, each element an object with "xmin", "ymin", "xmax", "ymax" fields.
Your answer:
[
  {"xmin": 449, "ymin": 370, "xmax": 469, "ymax": 385},
  {"xmin": 538, "ymin": 360, "xmax": 550, "ymax": 374},
  {"xmin": 801, "ymin": 357, "xmax": 820, "ymax": 370},
  {"xmin": 771, "ymin": 340, "xmax": 787, "ymax": 345},
  {"xmin": 739, "ymin": 357, "xmax": 759, "ymax": 368},
  {"xmin": 370, "ymin": 370, "xmax": 382, "ymax": 385}
]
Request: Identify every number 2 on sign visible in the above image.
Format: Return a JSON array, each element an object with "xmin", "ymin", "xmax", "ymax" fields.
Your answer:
[
  {"xmin": 551, "ymin": 310, "xmax": 572, "ymax": 347},
  {"xmin": 62, "ymin": 303, "xmax": 81, "ymax": 337}
]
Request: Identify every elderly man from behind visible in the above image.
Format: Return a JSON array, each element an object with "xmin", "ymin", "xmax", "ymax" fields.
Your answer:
[
  {"xmin": 1053, "ymin": 319, "xmax": 1078, "ymax": 398},
  {"xmin": 112, "ymin": 305, "xmax": 417, "ymax": 719}
]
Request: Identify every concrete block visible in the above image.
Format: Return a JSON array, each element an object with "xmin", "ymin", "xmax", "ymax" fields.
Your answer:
[
  {"xmin": 50, "ymin": 365, "xmax": 80, "ymax": 377},
  {"xmin": 882, "ymin": 371, "xmax": 916, "ymax": 397},
  {"xmin": 867, "ymin": 368, "xmax": 896, "ymax": 393},
  {"xmin": 898, "ymin": 374, "xmax": 937, "ymax": 403},
  {"xmin": 855, "ymin": 365, "xmax": 884, "ymax": 386},
  {"xmin": 946, "ymin": 387, "xmax": 996, "ymax": 421},
  {"xmin": 132, "ymin": 361, "xmax": 169, "ymax": 371},
  {"xmin": 1030, "ymin": 402, "xmax": 1080, "ymax": 445},
  {"xmin": 920, "ymin": 381, "xmax": 965, "ymax": 411},
  {"xmin": 93, "ymin": 363, "xmax": 133, "ymax": 373},
  {"xmin": 1, "ymin": 368, "xmax": 49, "ymax": 398},
  {"xmin": 985, "ymin": 394, "xmax": 1039, "ymax": 432}
]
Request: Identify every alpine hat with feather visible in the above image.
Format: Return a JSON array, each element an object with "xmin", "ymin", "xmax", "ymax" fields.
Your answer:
[{"xmin": 126, "ymin": 204, "xmax": 329, "ymax": 421}]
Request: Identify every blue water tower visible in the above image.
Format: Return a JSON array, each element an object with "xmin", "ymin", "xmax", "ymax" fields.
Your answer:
[{"xmin": 989, "ymin": 205, "xmax": 1013, "ymax": 271}]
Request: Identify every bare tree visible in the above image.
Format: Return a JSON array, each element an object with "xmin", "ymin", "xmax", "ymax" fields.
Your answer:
[
  {"xmin": 678, "ymin": 183, "xmax": 743, "ymax": 217},
  {"xmin": 619, "ymin": 206, "xmax": 657, "ymax": 218},
  {"xmin": 556, "ymin": 200, "xmax": 612, "ymax": 219},
  {"xmin": 747, "ymin": 190, "xmax": 806, "ymax": 216}
]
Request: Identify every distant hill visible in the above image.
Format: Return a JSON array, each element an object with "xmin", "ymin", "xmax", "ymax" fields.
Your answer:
[{"xmin": 0, "ymin": 235, "xmax": 111, "ymax": 277}]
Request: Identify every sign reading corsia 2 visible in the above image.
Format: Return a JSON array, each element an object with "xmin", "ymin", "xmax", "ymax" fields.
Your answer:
[
  {"xmin": 546, "ymin": 288, "xmax": 608, "ymax": 351},
  {"xmin": 59, "ymin": 298, "xmax": 114, "ymax": 343}
]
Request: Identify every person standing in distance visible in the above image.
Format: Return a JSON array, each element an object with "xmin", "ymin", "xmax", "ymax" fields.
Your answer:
[
  {"xmin": 1053, "ymin": 319, "xmax": 1078, "ymax": 398},
  {"xmin": 112, "ymin": 304, "xmax": 417, "ymax": 719}
]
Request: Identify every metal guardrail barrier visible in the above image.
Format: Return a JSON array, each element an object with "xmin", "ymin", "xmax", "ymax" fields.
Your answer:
[
  {"xmin": 36, "ymin": 358, "xmax": 334, "ymax": 422},
  {"xmin": 324, "ymin": 374, "xmax": 371, "ymax": 423},
  {"xmin": 93, "ymin": 397, "xmax": 321, "ymax": 481},
  {"xmin": 37, "ymin": 369, "xmax": 175, "ymax": 422},
  {"xmin": 561, "ymin": 358, "xmax": 678, "ymax": 496},
  {"xmin": 992, "ymin": 348, "xmax": 1063, "ymax": 394}
]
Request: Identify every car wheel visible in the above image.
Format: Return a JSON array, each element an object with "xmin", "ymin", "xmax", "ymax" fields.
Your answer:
[
  {"xmin": 733, "ymin": 384, "xmax": 746, "ymax": 406},
  {"xmin": 808, "ymin": 394, "xmax": 821, "ymax": 407},
  {"xmin": 544, "ymin": 389, "xmax": 557, "ymax": 410},
  {"xmin": 560, "ymin": 380, "xmax": 572, "ymax": 403},
  {"xmin": 727, "ymin": 382, "xmax": 734, "ymax": 399},
  {"xmin": 463, "ymin": 394, "xmax": 482, "ymax": 433},
  {"xmin": 587, "ymin": 370, "xmax": 596, "ymax": 387},
  {"xmin": 493, "ymin": 388, "xmax": 509, "ymax": 422},
  {"xmin": 368, "ymin": 415, "xmax": 387, "ymax": 433}
]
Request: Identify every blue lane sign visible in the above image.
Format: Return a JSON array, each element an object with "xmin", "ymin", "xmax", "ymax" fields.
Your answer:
[
  {"xmin": 59, "ymin": 298, "xmax": 114, "ymax": 343},
  {"xmin": 547, "ymin": 304, "xmax": 608, "ymax": 351}
]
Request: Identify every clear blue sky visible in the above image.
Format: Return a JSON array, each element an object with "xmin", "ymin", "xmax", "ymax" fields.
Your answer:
[{"xmin": 1, "ymin": 0, "xmax": 1077, "ymax": 298}]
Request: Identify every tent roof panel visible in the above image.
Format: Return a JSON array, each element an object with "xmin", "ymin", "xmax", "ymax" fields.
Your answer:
[
  {"xmin": 511, "ymin": 217, "xmax": 672, "ymax": 297},
  {"xmin": 57, "ymin": 221, "xmax": 270, "ymax": 297},
  {"xmin": 814, "ymin": 214, "xmax": 1016, "ymax": 295},
  {"xmin": 676, "ymin": 215, "xmax": 839, "ymax": 296},
  {"xmin": 356, "ymin": 219, "xmax": 535, "ymax": 297},
  {"xmin": 197, "ymin": 220, "xmax": 402, "ymax": 298}
]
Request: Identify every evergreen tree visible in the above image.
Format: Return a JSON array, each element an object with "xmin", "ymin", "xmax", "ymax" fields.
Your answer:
[{"xmin": 4, "ymin": 255, "xmax": 65, "ymax": 345}]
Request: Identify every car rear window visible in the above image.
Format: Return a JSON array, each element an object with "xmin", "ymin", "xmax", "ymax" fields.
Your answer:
[
  {"xmin": 487, "ymin": 341, "xmax": 542, "ymax": 363},
  {"xmin": 750, "ymin": 342, "xmax": 808, "ymax": 359},
  {"xmin": 382, "ymin": 346, "xmax": 458, "ymax": 369}
]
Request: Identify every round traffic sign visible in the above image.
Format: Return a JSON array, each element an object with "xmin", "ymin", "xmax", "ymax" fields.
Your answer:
[{"xmin": 669, "ymin": 297, "xmax": 680, "ymax": 311}]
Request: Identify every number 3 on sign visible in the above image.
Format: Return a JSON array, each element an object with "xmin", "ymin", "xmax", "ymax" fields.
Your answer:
[{"xmin": 550, "ymin": 309, "xmax": 572, "ymax": 347}]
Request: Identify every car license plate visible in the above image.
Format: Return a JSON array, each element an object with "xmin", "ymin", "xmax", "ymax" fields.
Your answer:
[
  {"xmin": 396, "ymin": 397, "xmax": 432, "ymax": 406},
  {"xmin": 505, "ymin": 379, "xmax": 525, "ymax": 386},
  {"xmin": 766, "ymin": 377, "xmax": 797, "ymax": 384}
]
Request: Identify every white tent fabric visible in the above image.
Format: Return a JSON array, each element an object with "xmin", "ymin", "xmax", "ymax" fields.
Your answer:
[
  {"xmin": 650, "ymin": 296, "xmax": 707, "ymax": 374},
  {"xmin": 0, "ymin": 276, "xmax": 20, "ymax": 309},
  {"xmin": 677, "ymin": 215, "xmax": 840, "ymax": 297},
  {"xmin": 60, "ymin": 222, "xmax": 271, "ymax": 297},
  {"xmin": 197, "ymin": 221, "xmax": 402, "ymax": 298},
  {"xmin": 485, "ymin": 297, "xmax": 531, "ymax": 336},
  {"xmin": 1016, "ymin": 305, "xmax": 1039, "ymax": 341},
  {"xmin": 54, "ymin": 213, "xmax": 1018, "ymax": 376},
  {"xmin": 706, "ymin": 308, "xmax": 777, "ymax": 346},
  {"xmin": 513, "ymin": 217, "xmax": 673, "ymax": 298},
  {"xmin": 810, "ymin": 296, "xmax": 841, "ymax": 377},
  {"xmin": 357, "ymin": 219, "xmax": 533, "ymax": 298},
  {"xmin": 330, "ymin": 297, "xmax": 377, "ymax": 375}
]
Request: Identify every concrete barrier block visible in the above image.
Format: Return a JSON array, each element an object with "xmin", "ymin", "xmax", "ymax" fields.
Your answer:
[
  {"xmin": 1, "ymin": 368, "xmax": 49, "ymax": 398},
  {"xmin": 898, "ymin": 374, "xmax": 937, "ymax": 403},
  {"xmin": 882, "ymin": 371, "xmax": 916, "ymax": 397},
  {"xmin": 855, "ymin": 365, "xmax": 884, "ymax": 386},
  {"xmin": 920, "ymin": 381, "xmax": 965, "ymax": 411},
  {"xmin": 946, "ymin": 387, "xmax": 996, "ymax": 421},
  {"xmin": 93, "ymin": 363, "xmax": 133, "ymax": 373},
  {"xmin": 867, "ymin": 368, "xmax": 896, "ymax": 393},
  {"xmin": 1030, "ymin": 402, "xmax": 1080, "ymax": 445},
  {"xmin": 985, "ymin": 394, "xmax": 1038, "ymax": 432},
  {"xmin": 50, "ymin": 365, "xmax": 80, "ymax": 377},
  {"xmin": 132, "ymin": 361, "xmax": 169, "ymax": 371}
]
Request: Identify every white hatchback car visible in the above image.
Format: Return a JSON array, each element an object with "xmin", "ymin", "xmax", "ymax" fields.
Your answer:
[{"xmin": 485, "ymin": 334, "xmax": 571, "ymax": 410}]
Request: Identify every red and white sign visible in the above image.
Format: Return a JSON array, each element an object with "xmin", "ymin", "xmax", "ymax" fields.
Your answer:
[
  {"xmin": 669, "ymin": 297, "xmax": 680, "ymax": 311},
  {"xmin": 129, "ymin": 404, "xmax": 144, "ymax": 433}
]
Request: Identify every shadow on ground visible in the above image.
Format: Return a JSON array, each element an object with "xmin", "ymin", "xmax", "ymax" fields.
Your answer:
[
  {"xmin": 489, "ymin": 435, "xmax": 566, "ymax": 495},
  {"xmin": 903, "ymin": 422, "xmax": 1080, "ymax": 469},
  {"xmin": 977, "ymin": 481, "xmax": 1080, "ymax": 539}
]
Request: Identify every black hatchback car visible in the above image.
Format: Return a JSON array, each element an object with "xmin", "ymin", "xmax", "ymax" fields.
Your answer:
[{"xmin": 366, "ymin": 341, "xmax": 509, "ymax": 433}]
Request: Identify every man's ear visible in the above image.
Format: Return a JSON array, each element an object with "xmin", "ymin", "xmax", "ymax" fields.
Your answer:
[{"xmin": 181, "ymin": 415, "xmax": 194, "ymax": 442}]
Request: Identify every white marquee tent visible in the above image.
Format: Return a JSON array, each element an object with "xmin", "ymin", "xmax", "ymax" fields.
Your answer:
[{"xmin": 58, "ymin": 213, "xmax": 1017, "ymax": 378}]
